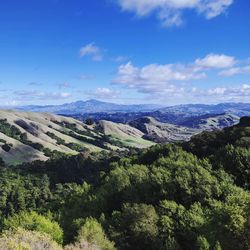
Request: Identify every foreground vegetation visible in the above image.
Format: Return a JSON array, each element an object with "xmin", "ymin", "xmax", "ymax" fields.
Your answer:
[{"xmin": 0, "ymin": 117, "xmax": 249, "ymax": 249}]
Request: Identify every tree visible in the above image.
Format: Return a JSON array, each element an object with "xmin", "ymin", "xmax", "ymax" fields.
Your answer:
[
  {"xmin": 196, "ymin": 236, "xmax": 210, "ymax": 250},
  {"xmin": 2, "ymin": 143, "xmax": 11, "ymax": 152},
  {"xmin": 85, "ymin": 118, "xmax": 94, "ymax": 126},
  {"xmin": 110, "ymin": 203, "xmax": 159, "ymax": 250},
  {"xmin": 76, "ymin": 217, "xmax": 115, "ymax": 250},
  {"xmin": 3, "ymin": 211, "xmax": 63, "ymax": 244},
  {"xmin": 214, "ymin": 241, "xmax": 222, "ymax": 250},
  {"xmin": 212, "ymin": 145, "xmax": 250, "ymax": 188}
]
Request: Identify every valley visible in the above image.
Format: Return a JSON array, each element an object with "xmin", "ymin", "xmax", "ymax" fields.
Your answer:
[{"xmin": 0, "ymin": 101, "xmax": 246, "ymax": 165}]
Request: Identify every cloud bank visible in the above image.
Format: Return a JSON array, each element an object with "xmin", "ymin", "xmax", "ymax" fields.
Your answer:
[
  {"xmin": 112, "ymin": 53, "xmax": 250, "ymax": 103},
  {"xmin": 115, "ymin": 0, "xmax": 234, "ymax": 26}
]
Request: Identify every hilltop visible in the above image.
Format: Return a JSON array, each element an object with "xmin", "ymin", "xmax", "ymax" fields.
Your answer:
[{"xmin": 129, "ymin": 116, "xmax": 198, "ymax": 142}]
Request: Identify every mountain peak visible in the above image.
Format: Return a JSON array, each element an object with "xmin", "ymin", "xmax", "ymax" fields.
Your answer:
[{"xmin": 85, "ymin": 99, "xmax": 105, "ymax": 103}]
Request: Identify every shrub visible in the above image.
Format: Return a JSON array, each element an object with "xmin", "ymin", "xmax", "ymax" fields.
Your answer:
[
  {"xmin": 3, "ymin": 211, "xmax": 63, "ymax": 244},
  {"xmin": 76, "ymin": 217, "xmax": 115, "ymax": 250},
  {"xmin": 0, "ymin": 228, "xmax": 62, "ymax": 250},
  {"xmin": 2, "ymin": 144, "xmax": 11, "ymax": 152}
]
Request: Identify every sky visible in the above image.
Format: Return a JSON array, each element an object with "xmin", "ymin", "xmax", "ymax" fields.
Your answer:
[{"xmin": 0, "ymin": 0, "xmax": 249, "ymax": 106}]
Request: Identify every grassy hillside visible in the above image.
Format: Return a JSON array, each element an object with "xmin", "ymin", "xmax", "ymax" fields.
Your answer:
[
  {"xmin": 178, "ymin": 113, "xmax": 240, "ymax": 130},
  {"xmin": 0, "ymin": 110, "xmax": 153, "ymax": 165},
  {"xmin": 0, "ymin": 110, "xmax": 245, "ymax": 166},
  {"xmin": 98, "ymin": 120, "xmax": 155, "ymax": 148},
  {"xmin": 129, "ymin": 116, "xmax": 199, "ymax": 142}
]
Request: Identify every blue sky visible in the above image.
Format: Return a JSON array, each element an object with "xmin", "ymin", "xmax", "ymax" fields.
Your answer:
[{"xmin": 0, "ymin": 0, "xmax": 249, "ymax": 105}]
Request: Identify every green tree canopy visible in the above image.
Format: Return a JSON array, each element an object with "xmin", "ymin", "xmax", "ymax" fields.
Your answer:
[{"xmin": 3, "ymin": 211, "xmax": 63, "ymax": 244}]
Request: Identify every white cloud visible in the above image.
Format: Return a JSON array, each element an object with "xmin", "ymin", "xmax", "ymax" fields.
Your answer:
[
  {"xmin": 115, "ymin": 0, "xmax": 233, "ymax": 27},
  {"xmin": 159, "ymin": 10, "xmax": 183, "ymax": 27},
  {"xmin": 13, "ymin": 90, "xmax": 71, "ymax": 100},
  {"xmin": 79, "ymin": 43, "xmax": 103, "ymax": 61},
  {"xmin": 134, "ymin": 83, "xmax": 250, "ymax": 104},
  {"xmin": 113, "ymin": 53, "xmax": 237, "ymax": 94},
  {"xmin": 161, "ymin": 84, "xmax": 250, "ymax": 103},
  {"xmin": 198, "ymin": 0, "xmax": 234, "ymax": 19},
  {"xmin": 219, "ymin": 65, "xmax": 250, "ymax": 76},
  {"xmin": 85, "ymin": 88, "xmax": 120, "ymax": 99},
  {"xmin": 191, "ymin": 84, "xmax": 250, "ymax": 102},
  {"xmin": 195, "ymin": 54, "xmax": 236, "ymax": 69},
  {"xmin": 113, "ymin": 61, "xmax": 206, "ymax": 94},
  {"xmin": 207, "ymin": 87, "xmax": 227, "ymax": 95},
  {"xmin": 112, "ymin": 53, "xmax": 250, "ymax": 103}
]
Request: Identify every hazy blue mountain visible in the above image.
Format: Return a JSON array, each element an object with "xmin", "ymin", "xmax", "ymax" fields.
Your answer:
[
  {"xmin": 19, "ymin": 101, "xmax": 250, "ymax": 117},
  {"xmin": 158, "ymin": 103, "xmax": 250, "ymax": 116},
  {"xmin": 177, "ymin": 113, "xmax": 240, "ymax": 129},
  {"xmin": 17, "ymin": 101, "xmax": 250, "ymax": 127},
  {"xmin": 17, "ymin": 99, "xmax": 162, "ymax": 114}
]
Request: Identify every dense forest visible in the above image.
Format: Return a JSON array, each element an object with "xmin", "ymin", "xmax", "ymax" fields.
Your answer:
[{"xmin": 0, "ymin": 117, "xmax": 249, "ymax": 250}]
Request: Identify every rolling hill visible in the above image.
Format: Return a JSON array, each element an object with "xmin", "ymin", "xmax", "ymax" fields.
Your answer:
[
  {"xmin": 0, "ymin": 109, "xmax": 245, "ymax": 166},
  {"xmin": 129, "ymin": 117, "xmax": 199, "ymax": 142},
  {"xmin": 177, "ymin": 113, "xmax": 240, "ymax": 129},
  {"xmin": 40, "ymin": 101, "xmax": 247, "ymax": 130},
  {"xmin": 98, "ymin": 120, "xmax": 154, "ymax": 148},
  {"xmin": 0, "ymin": 110, "xmax": 154, "ymax": 165}
]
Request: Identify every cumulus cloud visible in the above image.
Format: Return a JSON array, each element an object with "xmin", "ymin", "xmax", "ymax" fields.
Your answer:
[
  {"xmin": 153, "ymin": 84, "xmax": 250, "ymax": 103},
  {"xmin": 113, "ymin": 53, "xmax": 237, "ymax": 94},
  {"xmin": 202, "ymin": 84, "xmax": 250, "ymax": 102},
  {"xmin": 219, "ymin": 65, "xmax": 250, "ymax": 76},
  {"xmin": 194, "ymin": 54, "xmax": 236, "ymax": 69},
  {"xmin": 182, "ymin": 84, "xmax": 250, "ymax": 103},
  {"xmin": 112, "ymin": 53, "xmax": 250, "ymax": 103},
  {"xmin": 113, "ymin": 61, "xmax": 206, "ymax": 94},
  {"xmin": 79, "ymin": 43, "xmax": 103, "ymax": 61},
  {"xmin": 85, "ymin": 88, "xmax": 120, "ymax": 99},
  {"xmin": 209, "ymin": 84, "xmax": 250, "ymax": 96},
  {"xmin": 13, "ymin": 90, "xmax": 71, "ymax": 101},
  {"xmin": 115, "ymin": 0, "xmax": 233, "ymax": 27}
]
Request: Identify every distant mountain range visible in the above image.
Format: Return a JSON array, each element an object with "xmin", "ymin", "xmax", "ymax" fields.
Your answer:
[
  {"xmin": 17, "ymin": 100, "xmax": 250, "ymax": 119},
  {"xmin": 158, "ymin": 102, "xmax": 250, "ymax": 117},
  {"xmin": 17, "ymin": 99, "xmax": 163, "ymax": 114}
]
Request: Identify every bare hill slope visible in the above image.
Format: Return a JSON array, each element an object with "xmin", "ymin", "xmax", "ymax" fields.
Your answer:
[{"xmin": 0, "ymin": 110, "xmax": 154, "ymax": 165}]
